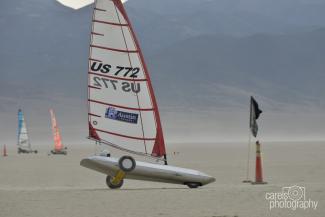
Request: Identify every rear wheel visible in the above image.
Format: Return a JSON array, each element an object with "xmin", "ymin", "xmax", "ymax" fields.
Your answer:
[
  {"xmin": 118, "ymin": 156, "xmax": 136, "ymax": 172},
  {"xmin": 186, "ymin": 183, "xmax": 201, "ymax": 189},
  {"xmin": 106, "ymin": 175, "xmax": 123, "ymax": 189}
]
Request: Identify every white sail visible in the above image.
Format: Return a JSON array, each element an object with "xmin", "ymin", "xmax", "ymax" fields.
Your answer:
[
  {"xmin": 17, "ymin": 109, "xmax": 31, "ymax": 150},
  {"xmin": 88, "ymin": 0, "xmax": 166, "ymax": 157}
]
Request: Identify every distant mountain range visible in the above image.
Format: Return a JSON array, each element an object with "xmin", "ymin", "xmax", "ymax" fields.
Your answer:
[
  {"xmin": 150, "ymin": 29, "xmax": 325, "ymax": 111},
  {"xmin": 1, "ymin": 0, "xmax": 325, "ymax": 143},
  {"xmin": 128, "ymin": 0, "xmax": 325, "ymax": 54}
]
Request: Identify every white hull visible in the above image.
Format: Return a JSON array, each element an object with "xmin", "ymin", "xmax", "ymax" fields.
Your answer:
[{"xmin": 80, "ymin": 156, "xmax": 215, "ymax": 187}]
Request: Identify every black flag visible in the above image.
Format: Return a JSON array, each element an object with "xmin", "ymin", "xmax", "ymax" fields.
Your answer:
[{"xmin": 250, "ymin": 96, "xmax": 262, "ymax": 137}]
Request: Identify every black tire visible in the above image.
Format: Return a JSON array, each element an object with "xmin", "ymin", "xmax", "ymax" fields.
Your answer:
[
  {"xmin": 186, "ymin": 183, "xmax": 201, "ymax": 189},
  {"xmin": 118, "ymin": 156, "xmax": 136, "ymax": 172},
  {"xmin": 106, "ymin": 175, "xmax": 123, "ymax": 189},
  {"xmin": 34, "ymin": 150, "xmax": 38, "ymax": 154}
]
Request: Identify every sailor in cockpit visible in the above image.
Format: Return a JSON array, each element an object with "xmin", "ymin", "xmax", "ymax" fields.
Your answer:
[{"xmin": 99, "ymin": 149, "xmax": 111, "ymax": 157}]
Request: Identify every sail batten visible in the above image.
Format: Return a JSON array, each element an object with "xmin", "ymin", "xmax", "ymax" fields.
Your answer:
[
  {"xmin": 93, "ymin": 19, "xmax": 129, "ymax": 27},
  {"xmin": 94, "ymin": 8, "xmax": 107, "ymax": 12},
  {"xmin": 91, "ymin": 44, "xmax": 138, "ymax": 53},
  {"xmin": 89, "ymin": 99, "xmax": 154, "ymax": 111},
  {"xmin": 89, "ymin": 71, "xmax": 148, "ymax": 81},
  {"xmin": 91, "ymin": 32, "xmax": 105, "ymax": 36},
  {"xmin": 89, "ymin": 85, "xmax": 101, "ymax": 90},
  {"xmin": 89, "ymin": 113, "xmax": 102, "ymax": 117},
  {"xmin": 94, "ymin": 128, "xmax": 156, "ymax": 141},
  {"xmin": 89, "ymin": 58, "xmax": 102, "ymax": 62},
  {"xmin": 88, "ymin": 0, "xmax": 166, "ymax": 157}
]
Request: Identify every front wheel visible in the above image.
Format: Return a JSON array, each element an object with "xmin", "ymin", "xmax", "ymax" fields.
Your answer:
[
  {"xmin": 118, "ymin": 156, "xmax": 136, "ymax": 172},
  {"xmin": 106, "ymin": 176, "xmax": 123, "ymax": 189}
]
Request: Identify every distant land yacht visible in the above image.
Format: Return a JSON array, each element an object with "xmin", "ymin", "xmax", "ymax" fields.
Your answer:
[
  {"xmin": 17, "ymin": 109, "xmax": 37, "ymax": 154},
  {"xmin": 49, "ymin": 109, "xmax": 67, "ymax": 155}
]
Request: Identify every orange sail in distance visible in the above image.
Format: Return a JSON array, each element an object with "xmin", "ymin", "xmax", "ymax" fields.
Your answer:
[{"xmin": 50, "ymin": 109, "xmax": 67, "ymax": 155}]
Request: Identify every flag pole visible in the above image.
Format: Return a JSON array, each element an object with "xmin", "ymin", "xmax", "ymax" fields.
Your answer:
[
  {"xmin": 243, "ymin": 129, "xmax": 252, "ymax": 183},
  {"xmin": 243, "ymin": 97, "xmax": 253, "ymax": 183}
]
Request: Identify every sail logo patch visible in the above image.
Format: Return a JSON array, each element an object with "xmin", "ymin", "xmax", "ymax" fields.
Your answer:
[{"xmin": 105, "ymin": 107, "xmax": 138, "ymax": 124}]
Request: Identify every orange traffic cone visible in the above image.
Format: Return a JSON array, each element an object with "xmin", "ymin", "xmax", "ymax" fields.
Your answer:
[
  {"xmin": 252, "ymin": 141, "xmax": 267, "ymax": 184},
  {"xmin": 3, "ymin": 144, "xmax": 8, "ymax": 157}
]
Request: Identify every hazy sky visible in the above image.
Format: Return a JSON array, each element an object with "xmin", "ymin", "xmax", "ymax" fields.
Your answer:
[
  {"xmin": 56, "ymin": 0, "xmax": 128, "ymax": 9},
  {"xmin": 1, "ymin": 0, "xmax": 325, "ymax": 145}
]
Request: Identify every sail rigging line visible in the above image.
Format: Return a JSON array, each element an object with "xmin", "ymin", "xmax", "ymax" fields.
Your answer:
[
  {"xmin": 88, "ymin": 137, "xmax": 166, "ymax": 163},
  {"xmin": 136, "ymin": 87, "xmax": 148, "ymax": 153},
  {"xmin": 113, "ymin": 3, "xmax": 148, "ymax": 154}
]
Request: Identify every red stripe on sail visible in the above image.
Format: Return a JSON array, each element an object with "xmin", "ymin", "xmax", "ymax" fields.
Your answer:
[
  {"xmin": 94, "ymin": 8, "xmax": 106, "ymax": 12},
  {"xmin": 95, "ymin": 128, "xmax": 156, "ymax": 141},
  {"xmin": 88, "ymin": 113, "xmax": 101, "ymax": 117},
  {"xmin": 91, "ymin": 44, "xmax": 138, "ymax": 53},
  {"xmin": 89, "ymin": 71, "xmax": 147, "ymax": 82},
  {"xmin": 88, "ymin": 85, "xmax": 101, "ymax": 89},
  {"xmin": 88, "ymin": 99, "xmax": 154, "ymax": 111},
  {"xmin": 93, "ymin": 19, "xmax": 128, "ymax": 27},
  {"xmin": 91, "ymin": 32, "xmax": 104, "ymax": 36}
]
